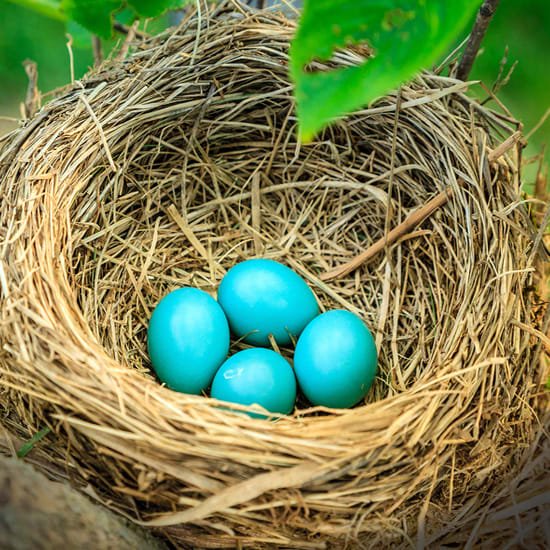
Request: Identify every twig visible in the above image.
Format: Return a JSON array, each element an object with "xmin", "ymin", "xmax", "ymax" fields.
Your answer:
[
  {"xmin": 533, "ymin": 143, "xmax": 547, "ymax": 210},
  {"xmin": 321, "ymin": 131, "xmax": 522, "ymax": 281},
  {"xmin": 488, "ymin": 130, "xmax": 523, "ymax": 160},
  {"xmin": 526, "ymin": 107, "xmax": 550, "ymax": 141},
  {"xmin": 113, "ymin": 21, "xmax": 149, "ymax": 40},
  {"xmin": 22, "ymin": 59, "xmax": 39, "ymax": 119},
  {"xmin": 65, "ymin": 33, "xmax": 74, "ymax": 84},
  {"xmin": 91, "ymin": 35, "xmax": 103, "ymax": 67},
  {"xmin": 115, "ymin": 21, "xmax": 139, "ymax": 62},
  {"xmin": 456, "ymin": 0, "xmax": 501, "ymax": 81},
  {"xmin": 321, "ymin": 185, "xmax": 455, "ymax": 281}
]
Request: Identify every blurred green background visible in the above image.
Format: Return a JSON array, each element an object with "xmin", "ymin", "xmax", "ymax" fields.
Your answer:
[{"xmin": 1, "ymin": 0, "xmax": 549, "ymax": 182}]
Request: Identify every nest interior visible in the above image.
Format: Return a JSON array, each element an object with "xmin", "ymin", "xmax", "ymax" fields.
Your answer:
[{"xmin": 0, "ymin": 2, "xmax": 546, "ymax": 548}]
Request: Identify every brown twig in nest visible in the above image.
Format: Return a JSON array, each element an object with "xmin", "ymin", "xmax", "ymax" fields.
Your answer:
[
  {"xmin": 321, "ymin": 130, "xmax": 523, "ymax": 281},
  {"xmin": 0, "ymin": 2, "xmax": 547, "ymax": 549}
]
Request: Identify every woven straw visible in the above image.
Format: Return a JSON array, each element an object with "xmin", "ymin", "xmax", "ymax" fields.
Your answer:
[{"xmin": 0, "ymin": 2, "xmax": 548, "ymax": 548}]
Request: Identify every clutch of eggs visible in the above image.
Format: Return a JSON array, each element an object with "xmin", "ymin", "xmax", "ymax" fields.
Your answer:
[{"xmin": 146, "ymin": 259, "xmax": 378, "ymax": 415}]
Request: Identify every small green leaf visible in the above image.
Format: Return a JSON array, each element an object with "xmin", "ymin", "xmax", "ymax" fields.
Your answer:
[
  {"xmin": 66, "ymin": 20, "xmax": 92, "ymax": 49},
  {"xmin": 290, "ymin": 0, "xmax": 480, "ymax": 142},
  {"xmin": 17, "ymin": 427, "xmax": 51, "ymax": 458},
  {"xmin": 129, "ymin": 0, "xmax": 194, "ymax": 19},
  {"xmin": 61, "ymin": 0, "xmax": 123, "ymax": 39},
  {"xmin": 114, "ymin": 7, "xmax": 137, "ymax": 26},
  {"xmin": 60, "ymin": 0, "xmax": 193, "ymax": 38}
]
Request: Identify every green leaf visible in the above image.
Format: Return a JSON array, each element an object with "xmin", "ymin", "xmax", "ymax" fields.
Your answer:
[
  {"xmin": 17, "ymin": 427, "xmax": 51, "ymax": 458},
  {"xmin": 290, "ymin": 0, "xmax": 480, "ymax": 142},
  {"xmin": 114, "ymin": 6, "xmax": 137, "ymax": 26},
  {"xmin": 61, "ymin": 0, "xmax": 123, "ymax": 39},
  {"xmin": 4, "ymin": 0, "xmax": 65, "ymax": 21},
  {"xmin": 66, "ymin": 20, "xmax": 92, "ymax": 48},
  {"xmin": 128, "ymin": 0, "xmax": 194, "ymax": 19},
  {"xmin": 60, "ymin": 0, "xmax": 193, "ymax": 39}
]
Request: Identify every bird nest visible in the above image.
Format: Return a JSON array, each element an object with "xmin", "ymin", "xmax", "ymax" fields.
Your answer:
[{"xmin": 0, "ymin": 2, "xmax": 547, "ymax": 548}]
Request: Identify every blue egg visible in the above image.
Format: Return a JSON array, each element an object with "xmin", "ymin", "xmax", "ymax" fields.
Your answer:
[
  {"xmin": 217, "ymin": 259, "xmax": 319, "ymax": 347},
  {"xmin": 147, "ymin": 288, "xmax": 229, "ymax": 394},
  {"xmin": 211, "ymin": 348, "xmax": 296, "ymax": 417},
  {"xmin": 294, "ymin": 310, "xmax": 378, "ymax": 408}
]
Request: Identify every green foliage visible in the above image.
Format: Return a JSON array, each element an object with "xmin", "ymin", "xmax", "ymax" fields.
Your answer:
[
  {"xmin": 60, "ymin": 0, "xmax": 122, "ymax": 39},
  {"xmin": 2, "ymin": 0, "xmax": 549, "ymax": 159},
  {"xmin": 0, "ymin": 0, "xmax": 93, "ymax": 97},
  {"xmin": 6, "ymin": 0, "xmax": 193, "ymax": 39},
  {"xmin": 17, "ymin": 427, "xmax": 51, "ymax": 458},
  {"xmin": 7, "ymin": 0, "xmax": 64, "ymax": 21},
  {"xmin": 129, "ymin": 0, "xmax": 188, "ymax": 18},
  {"xmin": 66, "ymin": 7, "xmax": 135, "ymax": 48},
  {"xmin": 62, "ymin": 0, "xmax": 194, "ymax": 38},
  {"xmin": 66, "ymin": 20, "xmax": 95, "ymax": 48},
  {"xmin": 290, "ymin": 0, "xmax": 480, "ymax": 142}
]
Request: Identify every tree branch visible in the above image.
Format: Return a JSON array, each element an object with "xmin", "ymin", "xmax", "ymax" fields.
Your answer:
[
  {"xmin": 456, "ymin": 0, "xmax": 501, "ymax": 81},
  {"xmin": 0, "ymin": 456, "xmax": 167, "ymax": 550}
]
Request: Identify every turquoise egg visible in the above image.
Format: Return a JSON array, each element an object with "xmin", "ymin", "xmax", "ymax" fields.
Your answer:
[
  {"xmin": 294, "ymin": 310, "xmax": 378, "ymax": 408},
  {"xmin": 217, "ymin": 259, "xmax": 319, "ymax": 347},
  {"xmin": 147, "ymin": 288, "xmax": 229, "ymax": 394},
  {"xmin": 211, "ymin": 348, "xmax": 296, "ymax": 417}
]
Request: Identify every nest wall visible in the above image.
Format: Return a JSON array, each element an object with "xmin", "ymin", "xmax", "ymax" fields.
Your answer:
[{"xmin": 0, "ymin": 3, "xmax": 547, "ymax": 548}]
